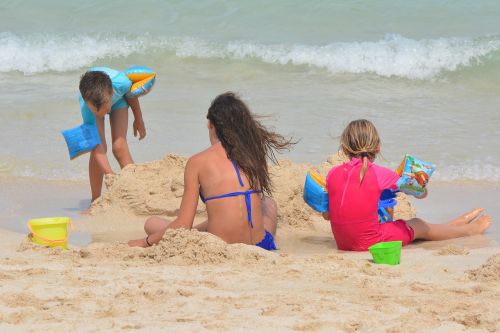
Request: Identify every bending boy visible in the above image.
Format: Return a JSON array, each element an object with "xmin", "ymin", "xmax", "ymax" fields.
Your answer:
[{"xmin": 79, "ymin": 67, "xmax": 146, "ymax": 203}]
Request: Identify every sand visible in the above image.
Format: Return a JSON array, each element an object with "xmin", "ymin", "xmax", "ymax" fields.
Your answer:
[{"xmin": 0, "ymin": 154, "xmax": 498, "ymax": 332}]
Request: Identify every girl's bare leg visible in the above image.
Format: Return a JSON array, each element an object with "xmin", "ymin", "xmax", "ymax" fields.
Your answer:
[
  {"xmin": 408, "ymin": 214, "xmax": 491, "ymax": 241},
  {"xmin": 144, "ymin": 216, "xmax": 172, "ymax": 235},
  {"xmin": 128, "ymin": 216, "xmax": 171, "ymax": 247}
]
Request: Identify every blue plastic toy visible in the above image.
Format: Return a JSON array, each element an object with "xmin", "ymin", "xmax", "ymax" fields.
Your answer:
[
  {"xmin": 378, "ymin": 189, "xmax": 398, "ymax": 223},
  {"xmin": 303, "ymin": 170, "xmax": 329, "ymax": 213},
  {"xmin": 61, "ymin": 124, "xmax": 101, "ymax": 160}
]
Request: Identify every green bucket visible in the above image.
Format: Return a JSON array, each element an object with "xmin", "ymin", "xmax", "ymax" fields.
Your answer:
[{"xmin": 368, "ymin": 241, "xmax": 402, "ymax": 265}]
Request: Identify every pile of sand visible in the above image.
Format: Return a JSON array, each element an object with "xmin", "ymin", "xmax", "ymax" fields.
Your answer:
[
  {"xmin": 19, "ymin": 228, "xmax": 275, "ymax": 266},
  {"xmin": 122, "ymin": 229, "xmax": 275, "ymax": 265},
  {"xmin": 466, "ymin": 253, "xmax": 500, "ymax": 282},
  {"xmin": 90, "ymin": 154, "xmax": 201, "ymax": 217},
  {"xmin": 89, "ymin": 153, "xmax": 416, "ymax": 230}
]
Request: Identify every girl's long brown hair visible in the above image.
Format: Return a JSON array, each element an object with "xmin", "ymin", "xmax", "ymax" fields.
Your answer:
[{"xmin": 207, "ymin": 92, "xmax": 294, "ymax": 195}]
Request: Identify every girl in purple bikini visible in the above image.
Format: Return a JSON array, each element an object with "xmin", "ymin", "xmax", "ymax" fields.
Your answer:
[{"xmin": 128, "ymin": 92, "xmax": 294, "ymax": 250}]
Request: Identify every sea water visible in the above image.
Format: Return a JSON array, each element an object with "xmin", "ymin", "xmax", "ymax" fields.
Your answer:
[{"xmin": 0, "ymin": 1, "xmax": 499, "ymax": 238}]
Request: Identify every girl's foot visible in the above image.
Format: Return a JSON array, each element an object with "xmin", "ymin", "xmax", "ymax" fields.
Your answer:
[
  {"xmin": 128, "ymin": 239, "xmax": 148, "ymax": 247},
  {"xmin": 466, "ymin": 214, "xmax": 492, "ymax": 236},
  {"xmin": 448, "ymin": 208, "xmax": 484, "ymax": 226}
]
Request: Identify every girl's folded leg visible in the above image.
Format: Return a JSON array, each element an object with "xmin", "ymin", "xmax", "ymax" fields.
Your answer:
[{"xmin": 144, "ymin": 216, "xmax": 172, "ymax": 235}]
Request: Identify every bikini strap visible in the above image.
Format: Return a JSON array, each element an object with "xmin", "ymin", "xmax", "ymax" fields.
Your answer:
[{"xmin": 230, "ymin": 160, "xmax": 245, "ymax": 187}]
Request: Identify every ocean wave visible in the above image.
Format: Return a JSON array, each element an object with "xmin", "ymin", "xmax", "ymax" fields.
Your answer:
[
  {"xmin": 1, "ymin": 32, "xmax": 499, "ymax": 79},
  {"xmin": 0, "ymin": 32, "xmax": 150, "ymax": 75}
]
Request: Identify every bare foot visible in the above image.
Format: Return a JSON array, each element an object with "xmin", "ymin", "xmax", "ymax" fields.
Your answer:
[
  {"xmin": 466, "ymin": 214, "xmax": 492, "ymax": 235},
  {"xmin": 447, "ymin": 208, "xmax": 484, "ymax": 226},
  {"xmin": 80, "ymin": 206, "xmax": 92, "ymax": 215},
  {"xmin": 128, "ymin": 239, "xmax": 148, "ymax": 248}
]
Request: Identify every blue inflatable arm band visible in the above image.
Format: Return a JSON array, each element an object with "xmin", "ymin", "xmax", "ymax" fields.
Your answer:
[
  {"xmin": 396, "ymin": 154, "xmax": 436, "ymax": 198},
  {"xmin": 62, "ymin": 124, "xmax": 101, "ymax": 160},
  {"xmin": 303, "ymin": 171, "xmax": 329, "ymax": 213}
]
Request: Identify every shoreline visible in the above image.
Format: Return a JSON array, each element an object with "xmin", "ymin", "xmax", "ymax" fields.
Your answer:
[{"xmin": 1, "ymin": 155, "xmax": 499, "ymax": 245}]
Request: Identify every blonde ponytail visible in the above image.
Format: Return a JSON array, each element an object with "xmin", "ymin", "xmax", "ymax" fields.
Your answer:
[{"xmin": 360, "ymin": 155, "xmax": 369, "ymax": 184}]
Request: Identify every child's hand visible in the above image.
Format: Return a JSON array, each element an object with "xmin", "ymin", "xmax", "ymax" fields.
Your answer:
[
  {"xmin": 417, "ymin": 188, "xmax": 428, "ymax": 199},
  {"xmin": 133, "ymin": 118, "xmax": 146, "ymax": 140}
]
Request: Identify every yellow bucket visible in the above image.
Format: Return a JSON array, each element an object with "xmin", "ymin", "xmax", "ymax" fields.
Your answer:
[{"xmin": 27, "ymin": 217, "xmax": 71, "ymax": 249}]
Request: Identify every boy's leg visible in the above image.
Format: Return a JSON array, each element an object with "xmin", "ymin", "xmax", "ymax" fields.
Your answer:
[
  {"xmin": 110, "ymin": 107, "xmax": 134, "ymax": 168},
  {"xmin": 261, "ymin": 196, "xmax": 278, "ymax": 236},
  {"xmin": 89, "ymin": 116, "xmax": 107, "ymax": 201},
  {"xmin": 407, "ymin": 215, "xmax": 491, "ymax": 241}
]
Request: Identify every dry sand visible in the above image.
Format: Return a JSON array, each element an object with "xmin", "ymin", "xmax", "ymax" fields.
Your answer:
[{"xmin": 0, "ymin": 154, "xmax": 498, "ymax": 332}]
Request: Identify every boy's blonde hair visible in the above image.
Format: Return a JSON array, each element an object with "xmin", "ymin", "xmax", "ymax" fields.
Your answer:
[{"xmin": 340, "ymin": 119, "xmax": 380, "ymax": 184}]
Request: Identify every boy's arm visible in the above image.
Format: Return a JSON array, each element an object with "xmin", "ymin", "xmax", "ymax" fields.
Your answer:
[{"xmin": 125, "ymin": 96, "xmax": 146, "ymax": 140}]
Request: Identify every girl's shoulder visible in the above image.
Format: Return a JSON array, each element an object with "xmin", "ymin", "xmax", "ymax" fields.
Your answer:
[
  {"xmin": 370, "ymin": 162, "xmax": 394, "ymax": 172},
  {"xmin": 370, "ymin": 163, "xmax": 399, "ymax": 190},
  {"xmin": 325, "ymin": 163, "xmax": 344, "ymax": 186}
]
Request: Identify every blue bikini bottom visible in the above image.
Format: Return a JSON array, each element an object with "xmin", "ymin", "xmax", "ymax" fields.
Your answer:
[{"xmin": 256, "ymin": 230, "xmax": 277, "ymax": 251}]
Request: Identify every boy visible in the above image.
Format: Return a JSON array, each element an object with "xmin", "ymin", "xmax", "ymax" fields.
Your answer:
[{"xmin": 79, "ymin": 67, "xmax": 146, "ymax": 203}]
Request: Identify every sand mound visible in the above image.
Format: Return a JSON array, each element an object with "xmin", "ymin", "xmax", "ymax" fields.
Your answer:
[
  {"xmin": 124, "ymin": 229, "xmax": 275, "ymax": 265},
  {"xmin": 89, "ymin": 152, "xmax": 416, "ymax": 231},
  {"xmin": 466, "ymin": 253, "xmax": 500, "ymax": 282},
  {"xmin": 90, "ymin": 154, "xmax": 199, "ymax": 216},
  {"xmin": 18, "ymin": 229, "xmax": 275, "ymax": 265}
]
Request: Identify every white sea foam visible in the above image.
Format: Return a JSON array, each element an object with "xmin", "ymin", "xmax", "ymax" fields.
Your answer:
[
  {"xmin": 172, "ymin": 35, "xmax": 500, "ymax": 80},
  {"xmin": 1, "ymin": 32, "xmax": 499, "ymax": 79},
  {"xmin": 0, "ymin": 32, "xmax": 149, "ymax": 75}
]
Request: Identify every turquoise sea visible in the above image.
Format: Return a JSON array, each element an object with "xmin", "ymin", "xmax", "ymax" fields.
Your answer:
[{"xmin": 0, "ymin": 1, "xmax": 499, "ymax": 239}]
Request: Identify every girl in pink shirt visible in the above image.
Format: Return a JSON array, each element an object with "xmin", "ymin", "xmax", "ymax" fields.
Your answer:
[{"xmin": 323, "ymin": 119, "xmax": 491, "ymax": 251}]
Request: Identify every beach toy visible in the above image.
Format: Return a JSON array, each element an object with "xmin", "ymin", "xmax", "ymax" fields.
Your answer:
[
  {"xmin": 122, "ymin": 66, "xmax": 156, "ymax": 98},
  {"xmin": 303, "ymin": 170, "xmax": 329, "ymax": 213},
  {"xmin": 61, "ymin": 123, "xmax": 101, "ymax": 160},
  {"xmin": 378, "ymin": 189, "xmax": 398, "ymax": 223},
  {"xmin": 90, "ymin": 66, "xmax": 156, "ymax": 99},
  {"xmin": 396, "ymin": 154, "xmax": 436, "ymax": 198},
  {"xmin": 27, "ymin": 217, "xmax": 71, "ymax": 250},
  {"xmin": 368, "ymin": 241, "xmax": 402, "ymax": 265}
]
